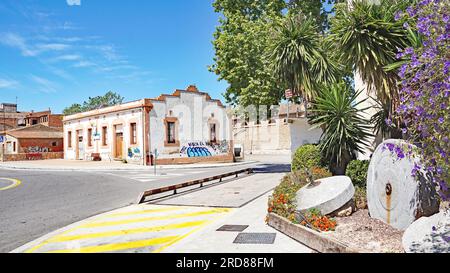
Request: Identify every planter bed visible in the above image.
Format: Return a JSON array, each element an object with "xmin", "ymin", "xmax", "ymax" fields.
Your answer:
[{"xmin": 268, "ymin": 210, "xmax": 405, "ymax": 253}]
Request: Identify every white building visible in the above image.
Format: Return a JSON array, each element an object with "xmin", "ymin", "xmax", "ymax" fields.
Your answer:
[{"xmin": 63, "ymin": 85, "xmax": 233, "ymax": 165}]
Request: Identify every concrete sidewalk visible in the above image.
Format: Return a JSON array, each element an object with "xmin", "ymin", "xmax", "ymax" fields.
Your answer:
[
  {"xmin": 0, "ymin": 159, "xmax": 256, "ymax": 171},
  {"xmin": 12, "ymin": 191, "xmax": 311, "ymax": 253}
]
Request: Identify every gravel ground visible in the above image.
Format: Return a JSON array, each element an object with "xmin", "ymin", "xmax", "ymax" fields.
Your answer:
[{"xmin": 327, "ymin": 209, "xmax": 405, "ymax": 253}]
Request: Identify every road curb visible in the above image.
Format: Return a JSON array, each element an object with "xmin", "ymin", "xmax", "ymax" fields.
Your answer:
[
  {"xmin": 0, "ymin": 161, "xmax": 257, "ymax": 172},
  {"xmin": 267, "ymin": 213, "xmax": 360, "ymax": 253}
]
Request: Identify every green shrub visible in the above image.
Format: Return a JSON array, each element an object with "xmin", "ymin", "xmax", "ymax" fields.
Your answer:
[
  {"xmin": 345, "ymin": 160, "xmax": 369, "ymax": 188},
  {"xmin": 292, "ymin": 144, "xmax": 324, "ymax": 171}
]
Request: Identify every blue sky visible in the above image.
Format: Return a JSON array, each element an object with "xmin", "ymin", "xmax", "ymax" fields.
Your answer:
[{"xmin": 0, "ymin": 0, "xmax": 228, "ymax": 113}]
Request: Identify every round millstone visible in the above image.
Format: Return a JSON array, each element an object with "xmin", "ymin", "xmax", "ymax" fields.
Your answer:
[
  {"xmin": 295, "ymin": 176, "xmax": 355, "ymax": 216},
  {"xmin": 403, "ymin": 210, "xmax": 450, "ymax": 253},
  {"xmin": 367, "ymin": 139, "xmax": 440, "ymax": 230}
]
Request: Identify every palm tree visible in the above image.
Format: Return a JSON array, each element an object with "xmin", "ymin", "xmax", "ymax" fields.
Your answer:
[
  {"xmin": 328, "ymin": 0, "xmax": 411, "ymax": 108},
  {"xmin": 270, "ymin": 14, "xmax": 340, "ymax": 109},
  {"xmin": 309, "ymin": 82, "xmax": 373, "ymax": 174}
]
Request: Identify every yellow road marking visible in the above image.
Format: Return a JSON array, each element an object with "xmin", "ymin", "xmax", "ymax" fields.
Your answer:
[
  {"xmin": 47, "ymin": 236, "xmax": 178, "ymax": 253},
  {"xmin": 80, "ymin": 208, "xmax": 231, "ymax": 229},
  {"xmin": 152, "ymin": 212, "xmax": 231, "ymax": 253},
  {"xmin": 25, "ymin": 207, "xmax": 232, "ymax": 253},
  {"xmin": 0, "ymin": 178, "xmax": 21, "ymax": 191},
  {"xmin": 48, "ymin": 220, "xmax": 208, "ymax": 243},
  {"xmin": 97, "ymin": 206, "xmax": 183, "ymax": 219}
]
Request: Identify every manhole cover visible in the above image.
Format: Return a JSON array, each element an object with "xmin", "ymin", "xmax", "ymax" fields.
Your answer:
[
  {"xmin": 233, "ymin": 233, "xmax": 276, "ymax": 244},
  {"xmin": 217, "ymin": 225, "xmax": 249, "ymax": 232}
]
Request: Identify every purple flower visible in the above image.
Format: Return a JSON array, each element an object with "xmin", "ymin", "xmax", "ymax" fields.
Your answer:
[{"xmin": 438, "ymin": 117, "xmax": 444, "ymax": 124}]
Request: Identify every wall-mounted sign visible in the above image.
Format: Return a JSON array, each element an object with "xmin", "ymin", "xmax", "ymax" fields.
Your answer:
[{"xmin": 0, "ymin": 136, "xmax": 5, "ymax": 143}]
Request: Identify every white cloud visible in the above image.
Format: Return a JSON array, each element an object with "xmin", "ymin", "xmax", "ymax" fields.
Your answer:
[
  {"xmin": 73, "ymin": 61, "xmax": 96, "ymax": 68},
  {"xmin": 0, "ymin": 78, "xmax": 19, "ymax": 89},
  {"xmin": 30, "ymin": 75, "xmax": 58, "ymax": 93},
  {"xmin": 66, "ymin": 0, "xmax": 81, "ymax": 6},
  {"xmin": 0, "ymin": 33, "xmax": 71, "ymax": 56},
  {"xmin": 52, "ymin": 54, "xmax": 82, "ymax": 62}
]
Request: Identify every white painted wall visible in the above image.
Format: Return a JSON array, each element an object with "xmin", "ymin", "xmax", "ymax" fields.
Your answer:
[
  {"xmin": 64, "ymin": 108, "xmax": 145, "ymax": 164},
  {"xmin": 289, "ymin": 119, "xmax": 323, "ymax": 155},
  {"xmin": 149, "ymin": 91, "xmax": 231, "ymax": 159}
]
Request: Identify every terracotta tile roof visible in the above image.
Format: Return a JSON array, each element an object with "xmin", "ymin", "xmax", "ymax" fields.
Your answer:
[
  {"xmin": 6, "ymin": 124, "xmax": 63, "ymax": 139},
  {"xmin": 26, "ymin": 110, "xmax": 51, "ymax": 118}
]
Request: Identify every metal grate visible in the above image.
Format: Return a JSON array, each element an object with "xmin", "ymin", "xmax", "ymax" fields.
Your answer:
[
  {"xmin": 217, "ymin": 225, "xmax": 249, "ymax": 232},
  {"xmin": 233, "ymin": 233, "xmax": 276, "ymax": 244}
]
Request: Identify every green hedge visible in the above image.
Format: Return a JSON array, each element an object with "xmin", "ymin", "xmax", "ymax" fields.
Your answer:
[
  {"xmin": 292, "ymin": 144, "xmax": 324, "ymax": 171},
  {"xmin": 345, "ymin": 160, "xmax": 370, "ymax": 188}
]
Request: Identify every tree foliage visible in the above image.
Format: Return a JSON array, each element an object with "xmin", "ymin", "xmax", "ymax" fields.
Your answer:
[
  {"xmin": 328, "ymin": 0, "xmax": 413, "ymax": 106},
  {"xmin": 309, "ymin": 82, "xmax": 373, "ymax": 174},
  {"xmin": 63, "ymin": 91, "xmax": 124, "ymax": 116},
  {"xmin": 270, "ymin": 14, "xmax": 340, "ymax": 102}
]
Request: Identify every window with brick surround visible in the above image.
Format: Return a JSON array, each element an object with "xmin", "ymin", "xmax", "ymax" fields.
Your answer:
[
  {"xmin": 167, "ymin": 122, "xmax": 176, "ymax": 144},
  {"xmin": 130, "ymin": 123, "xmax": 137, "ymax": 145},
  {"xmin": 102, "ymin": 126, "xmax": 108, "ymax": 146},
  {"xmin": 87, "ymin": 128, "xmax": 92, "ymax": 147},
  {"xmin": 68, "ymin": 131, "xmax": 72, "ymax": 148}
]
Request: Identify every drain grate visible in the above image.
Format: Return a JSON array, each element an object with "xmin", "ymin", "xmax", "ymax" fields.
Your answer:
[
  {"xmin": 233, "ymin": 233, "xmax": 276, "ymax": 244},
  {"xmin": 217, "ymin": 225, "xmax": 249, "ymax": 232}
]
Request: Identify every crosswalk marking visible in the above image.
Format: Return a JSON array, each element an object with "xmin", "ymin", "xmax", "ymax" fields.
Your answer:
[
  {"xmin": 48, "ymin": 236, "xmax": 179, "ymax": 253},
  {"xmin": 99, "ymin": 170, "xmax": 211, "ymax": 183},
  {"xmin": 80, "ymin": 208, "xmax": 230, "ymax": 229},
  {"xmin": 22, "ymin": 205, "xmax": 232, "ymax": 253},
  {"xmin": 97, "ymin": 207, "xmax": 183, "ymax": 219},
  {"xmin": 47, "ymin": 220, "xmax": 207, "ymax": 243}
]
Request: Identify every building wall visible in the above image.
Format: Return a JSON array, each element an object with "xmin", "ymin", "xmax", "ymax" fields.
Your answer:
[
  {"xmin": 150, "ymin": 91, "xmax": 232, "ymax": 161},
  {"xmin": 18, "ymin": 138, "xmax": 63, "ymax": 153},
  {"xmin": 233, "ymin": 118, "xmax": 322, "ymax": 156},
  {"xmin": 64, "ymin": 108, "xmax": 145, "ymax": 164}
]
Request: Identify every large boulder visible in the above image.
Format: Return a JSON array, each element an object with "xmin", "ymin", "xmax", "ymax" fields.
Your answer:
[
  {"xmin": 296, "ymin": 176, "xmax": 355, "ymax": 216},
  {"xmin": 367, "ymin": 139, "xmax": 440, "ymax": 230},
  {"xmin": 403, "ymin": 210, "xmax": 449, "ymax": 253}
]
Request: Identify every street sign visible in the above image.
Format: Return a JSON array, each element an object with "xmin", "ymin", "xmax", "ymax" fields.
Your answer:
[{"xmin": 285, "ymin": 89, "xmax": 293, "ymax": 99}]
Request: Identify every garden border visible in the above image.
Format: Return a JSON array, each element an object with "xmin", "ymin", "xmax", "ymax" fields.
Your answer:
[{"xmin": 267, "ymin": 213, "xmax": 360, "ymax": 253}]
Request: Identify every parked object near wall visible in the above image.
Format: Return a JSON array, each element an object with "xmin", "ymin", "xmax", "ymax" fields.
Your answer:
[{"xmin": 367, "ymin": 139, "xmax": 440, "ymax": 230}]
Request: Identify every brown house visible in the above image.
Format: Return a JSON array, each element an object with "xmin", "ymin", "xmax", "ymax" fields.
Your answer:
[
  {"xmin": 1, "ymin": 124, "xmax": 63, "ymax": 161},
  {"xmin": 0, "ymin": 103, "xmax": 27, "ymax": 131},
  {"xmin": 25, "ymin": 110, "xmax": 63, "ymax": 127}
]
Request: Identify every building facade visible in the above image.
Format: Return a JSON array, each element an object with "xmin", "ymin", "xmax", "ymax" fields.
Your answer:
[
  {"xmin": 0, "ymin": 103, "xmax": 27, "ymax": 131},
  {"xmin": 1, "ymin": 124, "xmax": 64, "ymax": 161},
  {"xmin": 63, "ymin": 85, "xmax": 233, "ymax": 165},
  {"xmin": 233, "ymin": 103, "xmax": 322, "ymax": 157}
]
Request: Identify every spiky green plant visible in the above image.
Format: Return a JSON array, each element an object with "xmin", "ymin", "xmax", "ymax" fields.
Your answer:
[
  {"xmin": 309, "ymin": 82, "xmax": 373, "ymax": 174},
  {"xmin": 328, "ymin": 0, "xmax": 412, "ymax": 105},
  {"xmin": 270, "ymin": 14, "xmax": 339, "ymax": 102}
]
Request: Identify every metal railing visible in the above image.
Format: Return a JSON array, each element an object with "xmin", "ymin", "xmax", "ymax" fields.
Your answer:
[{"xmin": 137, "ymin": 168, "xmax": 253, "ymax": 204}]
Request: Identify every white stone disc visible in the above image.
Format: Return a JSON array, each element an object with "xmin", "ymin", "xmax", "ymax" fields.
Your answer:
[
  {"xmin": 367, "ymin": 139, "xmax": 439, "ymax": 230},
  {"xmin": 296, "ymin": 176, "xmax": 355, "ymax": 215}
]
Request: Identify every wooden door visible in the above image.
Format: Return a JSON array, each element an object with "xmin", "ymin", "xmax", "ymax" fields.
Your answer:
[{"xmin": 115, "ymin": 133, "xmax": 123, "ymax": 159}]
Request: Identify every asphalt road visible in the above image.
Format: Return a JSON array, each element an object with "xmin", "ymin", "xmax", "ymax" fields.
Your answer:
[{"xmin": 0, "ymin": 161, "xmax": 289, "ymax": 252}]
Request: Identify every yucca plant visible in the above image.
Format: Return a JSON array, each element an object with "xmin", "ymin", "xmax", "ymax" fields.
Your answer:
[
  {"xmin": 270, "ymin": 14, "xmax": 340, "ymax": 104},
  {"xmin": 309, "ymin": 82, "xmax": 373, "ymax": 174},
  {"xmin": 328, "ymin": 0, "xmax": 412, "ymax": 106}
]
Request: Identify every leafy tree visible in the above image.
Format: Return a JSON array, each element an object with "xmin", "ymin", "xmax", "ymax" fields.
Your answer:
[
  {"xmin": 63, "ymin": 103, "xmax": 84, "ymax": 116},
  {"xmin": 63, "ymin": 91, "xmax": 124, "ymax": 116},
  {"xmin": 309, "ymin": 82, "xmax": 373, "ymax": 174},
  {"xmin": 210, "ymin": 0, "xmax": 286, "ymax": 107}
]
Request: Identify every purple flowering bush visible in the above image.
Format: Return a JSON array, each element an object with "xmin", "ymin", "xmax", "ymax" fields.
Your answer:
[{"xmin": 394, "ymin": 0, "xmax": 449, "ymax": 201}]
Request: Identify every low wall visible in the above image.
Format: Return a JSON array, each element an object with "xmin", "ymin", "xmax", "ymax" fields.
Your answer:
[
  {"xmin": 155, "ymin": 154, "xmax": 234, "ymax": 165},
  {"xmin": 1, "ymin": 152, "xmax": 64, "ymax": 162}
]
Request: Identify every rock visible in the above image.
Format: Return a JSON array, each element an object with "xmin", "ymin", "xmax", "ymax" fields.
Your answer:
[
  {"xmin": 296, "ymin": 176, "xmax": 355, "ymax": 216},
  {"xmin": 403, "ymin": 210, "xmax": 450, "ymax": 253},
  {"xmin": 367, "ymin": 139, "xmax": 440, "ymax": 230},
  {"xmin": 334, "ymin": 200, "xmax": 356, "ymax": 217}
]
